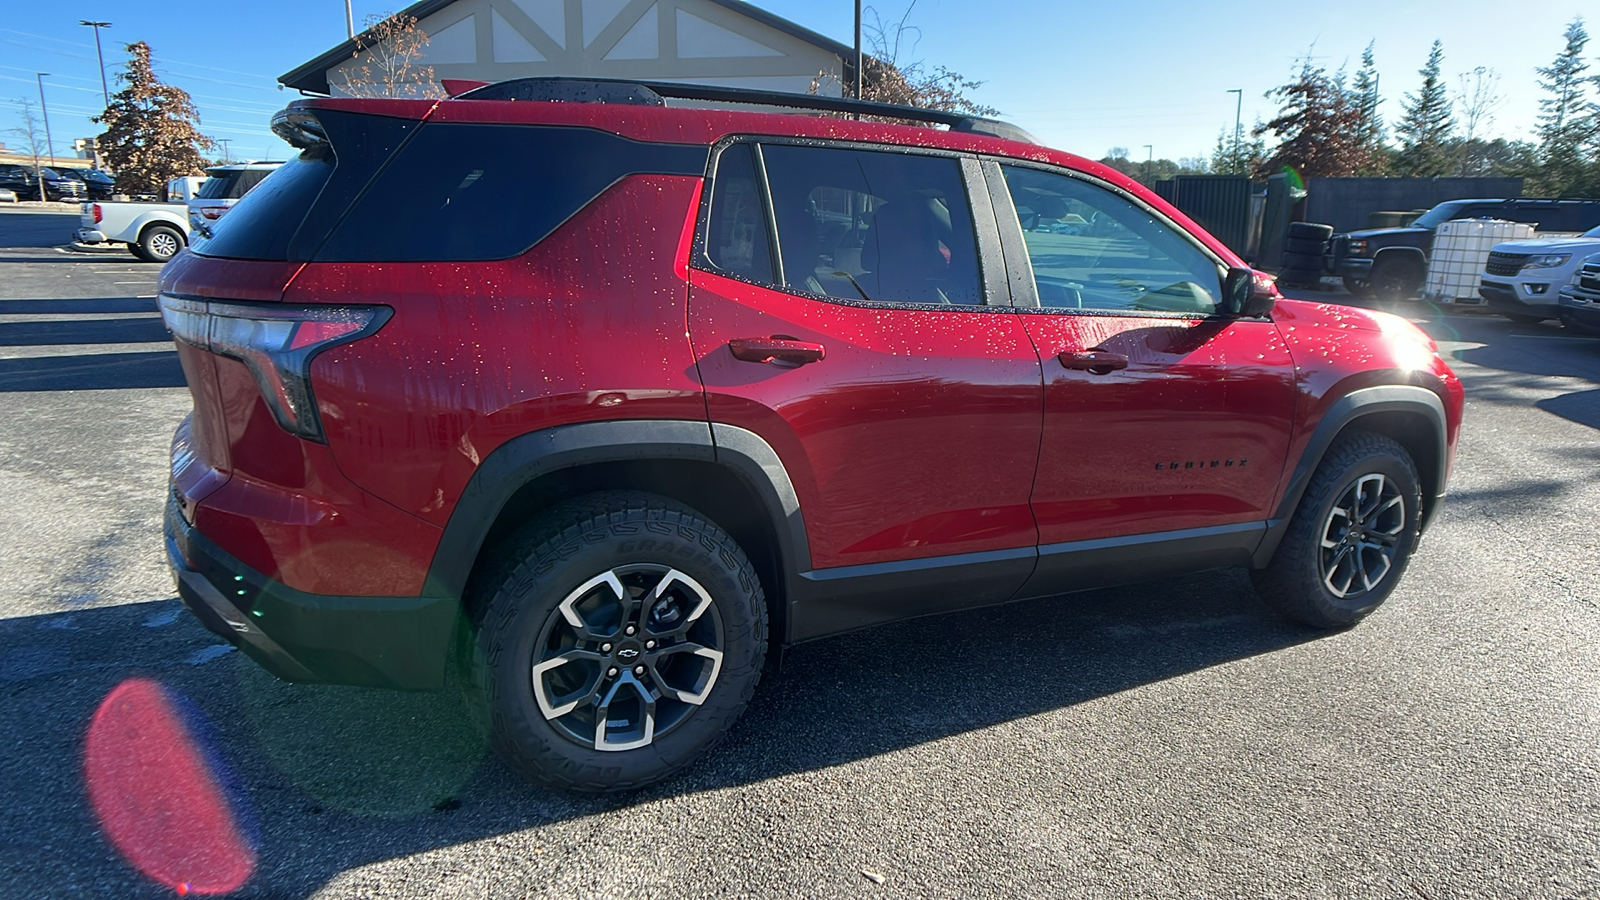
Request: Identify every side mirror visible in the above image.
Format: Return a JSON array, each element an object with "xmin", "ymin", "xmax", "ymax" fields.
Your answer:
[{"xmin": 1222, "ymin": 267, "xmax": 1278, "ymax": 318}]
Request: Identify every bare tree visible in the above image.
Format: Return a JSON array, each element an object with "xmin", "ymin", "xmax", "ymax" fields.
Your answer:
[
  {"xmin": 1454, "ymin": 66, "xmax": 1503, "ymax": 175},
  {"xmin": 337, "ymin": 12, "xmax": 446, "ymax": 99},
  {"xmin": 811, "ymin": 2, "xmax": 998, "ymax": 117},
  {"xmin": 7, "ymin": 99, "xmax": 49, "ymax": 200}
]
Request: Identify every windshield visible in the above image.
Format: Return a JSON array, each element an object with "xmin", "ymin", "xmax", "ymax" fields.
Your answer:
[
  {"xmin": 196, "ymin": 170, "xmax": 245, "ymax": 200},
  {"xmin": 1409, "ymin": 203, "xmax": 1472, "ymax": 230}
]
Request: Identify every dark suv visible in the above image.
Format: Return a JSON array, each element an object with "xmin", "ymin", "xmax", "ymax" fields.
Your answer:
[
  {"xmin": 0, "ymin": 164, "xmax": 88, "ymax": 202},
  {"xmin": 1331, "ymin": 198, "xmax": 1600, "ymax": 301},
  {"xmin": 161, "ymin": 79, "xmax": 1464, "ymax": 792}
]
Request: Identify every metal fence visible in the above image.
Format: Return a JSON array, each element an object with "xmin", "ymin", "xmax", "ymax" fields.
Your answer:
[{"xmin": 1303, "ymin": 177, "xmax": 1526, "ymax": 233}]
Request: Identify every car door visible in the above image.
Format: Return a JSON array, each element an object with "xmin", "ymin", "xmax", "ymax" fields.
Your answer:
[
  {"xmin": 687, "ymin": 141, "xmax": 1044, "ymax": 636},
  {"xmin": 985, "ymin": 161, "xmax": 1298, "ymax": 597}
]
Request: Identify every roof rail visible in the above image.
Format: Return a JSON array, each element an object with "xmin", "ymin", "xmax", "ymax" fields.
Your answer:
[{"xmin": 456, "ymin": 77, "xmax": 1039, "ymax": 145}]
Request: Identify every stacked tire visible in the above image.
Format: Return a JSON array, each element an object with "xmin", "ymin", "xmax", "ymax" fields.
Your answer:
[{"xmin": 1278, "ymin": 222, "xmax": 1333, "ymax": 287}]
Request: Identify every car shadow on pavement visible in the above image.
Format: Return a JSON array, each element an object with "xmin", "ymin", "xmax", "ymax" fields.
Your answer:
[
  {"xmin": 0, "ymin": 317, "xmax": 173, "ymax": 346},
  {"xmin": 0, "ymin": 569, "xmax": 1316, "ymax": 897},
  {"xmin": 0, "ymin": 350, "xmax": 185, "ymax": 391}
]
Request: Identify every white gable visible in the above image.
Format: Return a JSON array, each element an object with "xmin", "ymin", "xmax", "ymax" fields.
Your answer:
[{"xmin": 676, "ymin": 9, "xmax": 782, "ymax": 58}]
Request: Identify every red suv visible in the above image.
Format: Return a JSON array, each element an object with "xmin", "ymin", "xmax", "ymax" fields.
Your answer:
[{"xmin": 161, "ymin": 78, "xmax": 1463, "ymax": 791}]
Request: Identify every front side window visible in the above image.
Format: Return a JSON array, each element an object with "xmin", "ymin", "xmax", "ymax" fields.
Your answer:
[
  {"xmin": 756, "ymin": 144, "xmax": 983, "ymax": 305},
  {"xmin": 1001, "ymin": 165, "xmax": 1222, "ymax": 315}
]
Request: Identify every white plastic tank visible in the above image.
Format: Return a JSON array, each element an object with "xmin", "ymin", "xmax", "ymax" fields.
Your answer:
[{"xmin": 1425, "ymin": 219, "xmax": 1535, "ymax": 304}]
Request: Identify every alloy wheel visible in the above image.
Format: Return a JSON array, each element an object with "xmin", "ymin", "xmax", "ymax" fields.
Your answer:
[
  {"xmin": 530, "ymin": 564, "xmax": 725, "ymax": 752},
  {"xmin": 1319, "ymin": 472, "xmax": 1406, "ymax": 598}
]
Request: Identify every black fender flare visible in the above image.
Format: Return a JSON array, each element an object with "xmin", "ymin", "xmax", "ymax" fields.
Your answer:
[
  {"xmin": 1371, "ymin": 245, "xmax": 1427, "ymax": 271},
  {"xmin": 423, "ymin": 420, "xmax": 811, "ymax": 610},
  {"xmin": 1253, "ymin": 384, "xmax": 1448, "ymax": 567}
]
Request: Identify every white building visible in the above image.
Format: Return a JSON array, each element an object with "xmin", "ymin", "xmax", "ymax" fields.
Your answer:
[{"xmin": 279, "ymin": 0, "xmax": 855, "ymax": 98}]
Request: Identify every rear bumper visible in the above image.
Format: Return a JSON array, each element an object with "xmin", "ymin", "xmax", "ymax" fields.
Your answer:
[
  {"xmin": 75, "ymin": 228, "xmax": 108, "ymax": 244},
  {"xmin": 165, "ymin": 495, "xmax": 459, "ymax": 690},
  {"xmin": 1480, "ymin": 280, "xmax": 1560, "ymax": 318}
]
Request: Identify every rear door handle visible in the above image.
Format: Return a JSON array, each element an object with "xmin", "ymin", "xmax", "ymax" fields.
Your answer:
[
  {"xmin": 1058, "ymin": 350, "xmax": 1128, "ymax": 374},
  {"xmin": 728, "ymin": 338, "xmax": 826, "ymax": 366}
]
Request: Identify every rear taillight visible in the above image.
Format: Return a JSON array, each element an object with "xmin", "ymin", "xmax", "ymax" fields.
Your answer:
[
  {"xmin": 93, "ymin": 203, "xmax": 102, "ymax": 224},
  {"xmin": 200, "ymin": 207, "xmax": 224, "ymax": 219},
  {"xmin": 159, "ymin": 294, "xmax": 390, "ymax": 441}
]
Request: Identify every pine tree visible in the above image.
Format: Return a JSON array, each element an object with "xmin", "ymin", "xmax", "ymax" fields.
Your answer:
[
  {"xmin": 1394, "ymin": 40, "xmax": 1456, "ymax": 177},
  {"xmin": 1254, "ymin": 59, "xmax": 1371, "ymax": 178},
  {"xmin": 1350, "ymin": 42, "xmax": 1387, "ymax": 174},
  {"xmin": 94, "ymin": 42, "xmax": 213, "ymax": 197},
  {"xmin": 1532, "ymin": 18, "xmax": 1591, "ymax": 196}
]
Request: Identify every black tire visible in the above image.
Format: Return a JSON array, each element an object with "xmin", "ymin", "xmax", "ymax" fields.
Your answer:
[
  {"xmin": 1280, "ymin": 249, "xmax": 1324, "ymax": 267},
  {"xmin": 1285, "ymin": 236, "xmax": 1329, "ymax": 257},
  {"xmin": 1287, "ymin": 222, "xmax": 1334, "ymax": 241},
  {"xmin": 1342, "ymin": 277, "xmax": 1372, "ymax": 298},
  {"xmin": 1499, "ymin": 312, "xmax": 1544, "ymax": 325},
  {"xmin": 1252, "ymin": 432, "xmax": 1421, "ymax": 629},
  {"xmin": 138, "ymin": 224, "xmax": 185, "ymax": 263},
  {"xmin": 468, "ymin": 491, "xmax": 767, "ymax": 792},
  {"xmin": 128, "ymin": 243, "xmax": 152, "ymax": 262},
  {"xmin": 1368, "ymin": 255, "xmax": 1424, "ymax": 302}
]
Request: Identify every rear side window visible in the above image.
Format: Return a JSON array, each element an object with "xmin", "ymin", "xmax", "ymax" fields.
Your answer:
[
  {"xmin": 314, "ymin": 124, "xmax": 706, "ymax": 262},
  {"xmin": 757, "ymin": 144, "xmax": 982, "ymax": 305},
  {"xmin": 703, "ymin": 144, "xmax": 773, "ymax": 284}
]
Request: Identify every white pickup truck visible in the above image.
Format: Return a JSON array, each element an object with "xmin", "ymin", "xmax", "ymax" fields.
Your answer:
[{"xmin": 75, "ymin": 175, "xmax": 206, "ymax": 263}]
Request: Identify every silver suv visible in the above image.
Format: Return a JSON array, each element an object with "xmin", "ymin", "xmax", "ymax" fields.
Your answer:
[{"xmin": 186, "ymin": 162, "xmax": 283, "ymax": 232}]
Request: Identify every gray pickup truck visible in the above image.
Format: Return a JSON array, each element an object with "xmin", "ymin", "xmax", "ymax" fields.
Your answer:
[{"xmin": 76, "ymin": 199, "xmax": 192, "ymax": 262}]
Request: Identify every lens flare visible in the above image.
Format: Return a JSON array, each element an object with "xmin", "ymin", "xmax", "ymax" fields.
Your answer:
[{"xmin": 84, "ymin": 678, "xmax": 256, "ymax": 895}]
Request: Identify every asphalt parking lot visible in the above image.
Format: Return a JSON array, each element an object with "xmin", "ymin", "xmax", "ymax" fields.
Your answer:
[{"xmin": 1, "ymin": 207, "xmax": 1596, "ymax": 899}]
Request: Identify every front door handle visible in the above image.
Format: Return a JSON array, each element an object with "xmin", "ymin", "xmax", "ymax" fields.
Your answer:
[
  {"xmin": 728, "ymin": 338, "xmax": 826, "ymax": 366},
  {"xmin": 1058, "ymin": 350, "xmax": 1128, "ymax": 374}
]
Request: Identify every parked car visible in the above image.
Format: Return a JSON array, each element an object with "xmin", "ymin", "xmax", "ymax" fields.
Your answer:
[
  {"xmin": 77, "ymin": 200, "xmax": 191, "ymax": 262},
  {"xmin": 0, "ymin": 164, "xmax": 87, "ymax": 202},
  {"xmin": 186, "ymin": 162, "xmax": 282, "ymax": 231},
  {"xmin": 161, "ymin": 78, "xmax": 1464, "ymax": 793},
  {"xmin": 1329, "ymin": 198, "xmax": 1600, "ymax": 301},
  {"xmin": 57, "ymin": 167, "xmax": 117, "ymax": 201},
  {"xmin": 1479, "ymin": 225, "xmax": 1600, "ymax": 323},
  {"xmin": 1557, "ymin": 252, "xmax": 1600, "ymax": 335}
]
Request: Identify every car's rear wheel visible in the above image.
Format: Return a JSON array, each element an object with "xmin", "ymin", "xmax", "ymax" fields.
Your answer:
[
  {"xmin": 138, "ymin": 225, "xmax": 184, "ymax": 263},
  {"xmin": 468, "ymin": 492, "xmax": 766, "ymax": 792},
  {"xmin": 1341, "ymin": 277, "xmax": 1372, "ymax": 298},
  {"xmin": 1252, "ymin": 432, "xmax": 1421, "ymax": 629}
]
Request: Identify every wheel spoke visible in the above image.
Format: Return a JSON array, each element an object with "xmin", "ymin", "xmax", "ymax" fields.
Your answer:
[
  {"xmin": 648, "ymin": 642, "xmax": 724, "ymax": 705},
  {"xmin": 593, "ymin": 672, "xmax": 656, "ymax": 752},
  {"xmin": 556, "ymin": 570, "xmax": 629, "ymax": 641},
  {"xmin": 646, "ymin": 568, "xmax": 715, "ymax": 637},
  {"xmin": 530, "ymin": 649, "xmax": 604, "ymax": 719}
]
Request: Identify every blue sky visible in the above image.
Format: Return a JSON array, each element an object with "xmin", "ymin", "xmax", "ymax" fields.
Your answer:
[{"xmin": 1, "ymin": 0, "xmax": 1594, "ymax": 165}]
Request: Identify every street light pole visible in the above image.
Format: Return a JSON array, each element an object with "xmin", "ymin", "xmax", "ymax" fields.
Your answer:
[
  {"xmin": 80, "ymin": 21, "xmax": 112, "ymax": 109},
  {"xmin": 36, "ymin": 73, "xmax": 55, "ymax": 201},
  {"xmin": 853, "ymin": 0, "xmax": 862, "ymax": 102},
  {"xmin": 345, "ymin": 0, "xmax": 355, "ymax": 39},
  {"xmin": 1227, "ymin": 88, "xmax": 1242, "ymax": 169}
]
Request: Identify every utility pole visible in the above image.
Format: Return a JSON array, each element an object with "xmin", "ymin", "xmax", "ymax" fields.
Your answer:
[
  {"xmin": 217, "ymin": 139, "xmax": 231, "ymax": 164},
  {"xmin": 36, "ymin": 74, "xmax": 55, "ymax": 200},
  {"xmin": 853, "ymin": 0, "xmax": 863, "ymax": 102},
  {"xmin": 1227, "ymin": 88, "xmax": 1242, "ymax": 170},
  {"xmin": 345, "ymin": 0, "xmax": 355, "ymax": 39},
  {"xmin": 80, "ymin": 21, "xmax": 112, "ymax": 108}
]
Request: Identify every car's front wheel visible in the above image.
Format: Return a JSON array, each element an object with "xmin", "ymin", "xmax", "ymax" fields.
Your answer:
[
  {"xmin": 469, "ymin": 492, "xmax": 767, "ymax": 792},
  {"xmin": 1252, "ymin": 432, "xmax": 1422, "ymax": 629}
]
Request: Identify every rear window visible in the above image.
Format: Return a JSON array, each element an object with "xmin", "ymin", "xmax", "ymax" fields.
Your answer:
[{"xmin": 191, "ymin": 110, "xmax": 417, "ymax": 261}]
